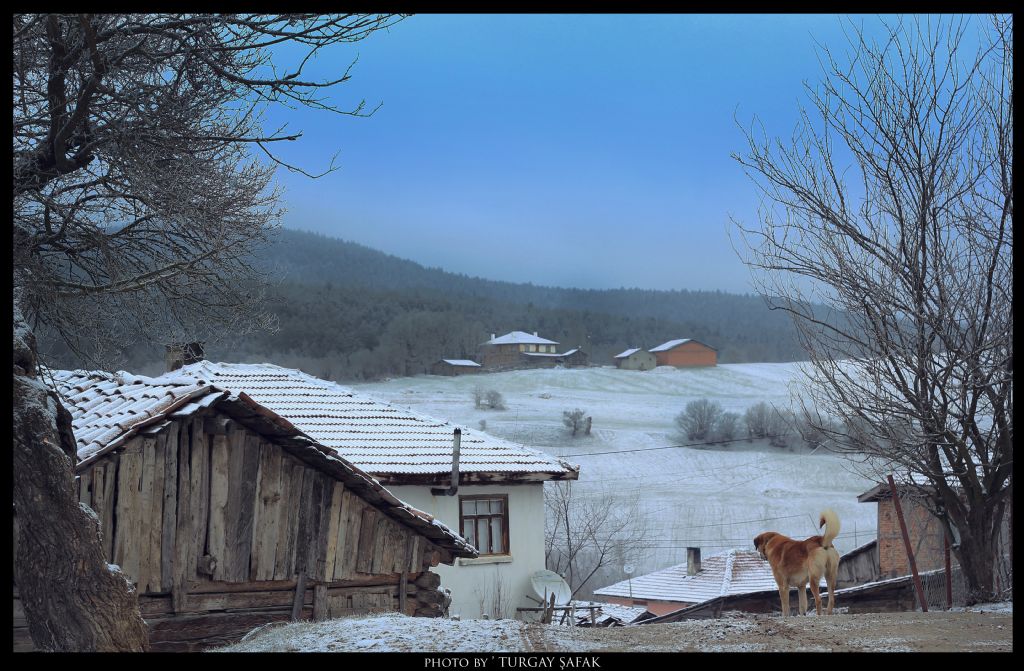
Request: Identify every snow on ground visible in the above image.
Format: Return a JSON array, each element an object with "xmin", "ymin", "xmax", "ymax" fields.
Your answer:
[
  {"xmin": 351, "ymin": 364, "xmax": 881, "ymax": 587},
  {"xmin": 216, "ymin": 606, "xmax": 1013, "ymax": 653},
  {"xmin": 217, "ymin": 613, "xmax": 534, "ymax": 653}
]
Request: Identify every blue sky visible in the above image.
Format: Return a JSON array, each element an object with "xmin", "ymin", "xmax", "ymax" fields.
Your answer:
[{"xmin": 262, "ymin": 14, "xmax": 915, "ymax": 293}]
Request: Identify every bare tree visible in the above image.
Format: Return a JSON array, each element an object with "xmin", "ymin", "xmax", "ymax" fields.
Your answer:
[
  {"xmin": 12, "ymin": 13, "xmax": 403, "ymax": 649},
  {"xmin": 675, "ymin": 398, "xmax": 723, "ymax": 441},
  {"xmin": 562, "ymin": 408, "xmax": 590, "ymax": 437},
  {"xmin": 544, "ymin": 481, "xmax": 649, "ymax": 599},
  {"xmin": 733, "ymin": 15, "xmax": 1012, "ymax": 602}
]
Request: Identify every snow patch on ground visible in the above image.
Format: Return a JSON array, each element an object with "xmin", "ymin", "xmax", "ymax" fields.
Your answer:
[{"xmin": 216, "ymin": 613, "xmax": 532, "ymax": 653}]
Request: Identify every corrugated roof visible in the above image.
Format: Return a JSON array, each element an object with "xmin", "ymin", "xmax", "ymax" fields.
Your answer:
[
  {"xmin": 483, "ymin": 331, "xmax": 560, "ymax": 346},
  {"xmin": 164, "ymin": 361, "xmax": 579, "ymax": 481},
  {"xmin": 594, "ymin": 549, "xmax": 827, "ymax": 604},
  {"xmin": 614, "ymin": 348, "xmax": 641, "ymax": 359},
  {"xmin": 45, "ymin": 368, "xmax": 477, "ymax": 558},
  {"xmin": 441, "ymin": 359, "xmax": 481, "ymax": 367}
]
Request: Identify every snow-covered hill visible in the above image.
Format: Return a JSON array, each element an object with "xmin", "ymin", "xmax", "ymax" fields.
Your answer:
[{"xmin": 352, "ymin": 364, "xmax": 881, "ymax": 594}]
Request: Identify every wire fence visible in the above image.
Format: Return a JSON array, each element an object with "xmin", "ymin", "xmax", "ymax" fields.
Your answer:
[{"xmin": 916, "ymin": 517, "xmax": 1012, "ymax": 609}]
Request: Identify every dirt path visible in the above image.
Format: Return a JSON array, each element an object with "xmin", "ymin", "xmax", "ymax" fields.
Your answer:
[{"xmin": 528, "ymin": 611, "xmax": 1013, "ymax": 652}]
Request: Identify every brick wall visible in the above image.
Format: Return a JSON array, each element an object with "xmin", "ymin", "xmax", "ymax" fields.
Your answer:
[{"xmin": 877, "ymin": 497, "xmax": 956, "ymax": 578}]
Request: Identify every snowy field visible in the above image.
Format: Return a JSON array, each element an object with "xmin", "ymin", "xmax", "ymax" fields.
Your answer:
[{"xmin": 351, "ymin": 364, "xmax": 882, "ymax": 592}]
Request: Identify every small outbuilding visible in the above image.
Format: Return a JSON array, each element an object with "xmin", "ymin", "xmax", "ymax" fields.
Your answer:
[
  {"xmin": 649, "ymin": 339, "xmax": 718, "ymax": 367},
  {"xmin": 14, "ymin": 369, "xmax": 476, "ymax": 651},
  {"xmin": 613, "ymin": 348, "xmax": 657, "ymax": 371},
  {"xmin": 430, "ymin": 359, "xmax": 483, "ymax": 376}
]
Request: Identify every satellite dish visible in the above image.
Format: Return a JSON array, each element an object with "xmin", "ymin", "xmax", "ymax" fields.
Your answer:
[
  {"xmin": 623, "ymin": 564, "xmax": 635, "ymax": 575},
  {"xmin": 529, "ymin": 570, "xmax": 572, "ymax": 606}
]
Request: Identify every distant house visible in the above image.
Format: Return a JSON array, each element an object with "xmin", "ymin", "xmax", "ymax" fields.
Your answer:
[
  {"xmin": 649, "ymin": 339, "xmax": 718, "ymax": 367},
  {"xmin": 594, "ymin": 548, "xmax": 827, "ymax": 616},
  {"xmin": 613, "ymin": 348, "xmax": 657, "ymax": 371},
  {"xmin": 479, "ymin": 331, "xmax": 588, "ymax": 370},
  {"xmin": 430, "ymin": 359, "xmax": 483, "ymax": 376},
  {"xmin": 165, "ymin": 361, "xmax": 581, "ymax": 621},
  {"xmin": 13, "ymin": 369, "xmax": 475, "ymax": 651}
]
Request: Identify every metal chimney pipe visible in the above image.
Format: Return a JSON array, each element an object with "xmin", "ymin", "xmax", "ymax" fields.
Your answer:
[{"xmin": 431, "ymin": 429, "xmax": 462, "ymax": 496}]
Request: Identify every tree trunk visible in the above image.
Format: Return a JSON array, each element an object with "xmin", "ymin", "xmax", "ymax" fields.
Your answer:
[
  {"xmin": 952, "ymin": 509, "xmax": 999, "ymax": 604},
  {"xmin": 12, "ymin": 308, "xmax": 149, "ymax": 651}
]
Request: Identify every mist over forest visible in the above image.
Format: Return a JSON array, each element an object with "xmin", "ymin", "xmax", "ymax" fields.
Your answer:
[{"xmin": 40, "ymin": 228, "xmax": 809, "ymax": 379}]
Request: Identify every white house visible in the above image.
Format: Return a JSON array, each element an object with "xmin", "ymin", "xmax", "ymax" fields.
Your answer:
[{"xmin": 165, "ymin": 361, "xmax": 581, "ymax": 620}]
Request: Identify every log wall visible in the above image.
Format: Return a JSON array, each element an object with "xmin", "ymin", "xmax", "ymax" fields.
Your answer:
[{"xmin": 63, "ymin": 411, "xmax": 449, "ymax": 651}]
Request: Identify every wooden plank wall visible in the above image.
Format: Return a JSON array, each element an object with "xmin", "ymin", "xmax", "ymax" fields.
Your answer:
[{"xmin": 75, "ymin": 412, "xmax": 431, "ymax": 599}]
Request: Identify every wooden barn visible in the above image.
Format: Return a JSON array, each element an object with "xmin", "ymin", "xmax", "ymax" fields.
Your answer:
[
  {"xmin": 14, "ymin": 370, "xmax": 476, "ymax": 651},
  {"xmin": 613, "ymin": 348, "xmax": 657, "ymax": 371},
  {"xmin": 648, "ymin": 339, "xmax": 718, "ymax": 367},
  {"xmin": 430, "ymin": 359, "xmax": 483, "ymax": 376}
]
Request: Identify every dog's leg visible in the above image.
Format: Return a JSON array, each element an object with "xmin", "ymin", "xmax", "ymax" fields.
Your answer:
[
  {"xmin": 797, "ymin": 580, "xmax": 808, "ymax": 616},
  {"xmin": 777, "ymin": 578, "xmax": 790, "ymax": 617},
  {"xmin": 826, "ymin": 554, "xmax": 838, "ymax": 615},
  {"xmin": 809, "ymin": 576, "xmax": 822, "ymax": 615}
]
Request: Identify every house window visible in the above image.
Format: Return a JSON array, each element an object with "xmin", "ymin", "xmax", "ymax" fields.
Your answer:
[
  {"xmin": 529, "ymin": 345, "xmax": 537, "ymax": 352},
  {"xmin": 460, "ymin": 495, "xmax": 509, "ymax": 555},
  {"xmin": 519, "ymin": 344, "xmax": 526, "ymax": 352}
]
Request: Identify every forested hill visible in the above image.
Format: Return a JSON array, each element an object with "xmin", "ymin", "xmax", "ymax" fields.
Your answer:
[
  {"xmin": 233, "ymin": 228, "xmax": 807, "ymax": 377},
  {"xmin": 40, "ymin": 228, "xmax": 809, "ymax": 380}
]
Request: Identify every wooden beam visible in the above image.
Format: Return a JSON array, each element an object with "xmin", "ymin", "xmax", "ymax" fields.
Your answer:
[
  {"xmin": 313, "ymin": 584, "xmax": 328, "ymax": 621},
  {"xmin": 160, "ymin": 423, "xmax": 179, "ymax": 591},
  {"xmin": 291, "ymin": 573, "xmax": 308, "ymax": 621}
]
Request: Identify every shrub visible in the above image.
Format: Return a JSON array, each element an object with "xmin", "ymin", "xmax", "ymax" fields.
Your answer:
[
  {"xmin": 676, "ymin": 399, "xmax": 724, "ymax": 441},
  {"xmin": 713, "ymin": 411, "xmax": 742, "ymax": 443},
  {"xmin": 563, "ymin": 408, "xmax": 590, "ymax": 437},
  {"xmin": 485, "ymin": 390, "xmax": 506, "ymax": 411}
]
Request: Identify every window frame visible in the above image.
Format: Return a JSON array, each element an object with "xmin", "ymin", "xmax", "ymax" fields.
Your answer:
[{"xmin": 458, "ymin": 494, "xmax": 511, "ymax": 556}]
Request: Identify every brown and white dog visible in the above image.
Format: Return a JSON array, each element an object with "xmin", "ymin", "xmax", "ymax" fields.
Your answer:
[{"xmin": 753, "ymin": 509, "xmax": 840, "ymax": 616}]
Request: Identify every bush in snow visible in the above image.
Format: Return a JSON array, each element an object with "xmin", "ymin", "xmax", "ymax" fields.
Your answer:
[
  {"xmin": 485, "ymin": 390, "xmax": 506, "ymax": 411},
  {"xmin": 562, "ymin": 408, "xmax": 591, "ymax": 437},
  {"xmin": 676, "ymin": 398, "xmax": 724, "ymax": 441},
  {"xmin": 713, "ymin": 411, "xmax": 742, "ymax": 443}
]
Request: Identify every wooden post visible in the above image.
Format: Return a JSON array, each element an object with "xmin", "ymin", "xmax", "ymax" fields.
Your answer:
[
  {"xmin": 399, "ymin": 573, "xmax": 408, "ymax": 614},
  {"xmin": 944, "ymin": 533, "xmax": 953, "ymax": 609},
  {"xmin": 887, "ymin": 475, "xmax": 928, "ymax": 612},
  {"xmin": 540, "ymin": 593, "xmax": 555, "ymax": 624},
  {"xmin": 313, "ymin": 583, "xmax": 328, "ymax": 621},
  {"xmin": 291, "ymin": 572, "xmax": 307, "ymax": 621}
]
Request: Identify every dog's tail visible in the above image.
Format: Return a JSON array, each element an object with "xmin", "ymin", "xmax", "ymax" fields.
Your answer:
[{"xmin": 819, "ymin": 509, "xmax": 840, "ymax": 549}]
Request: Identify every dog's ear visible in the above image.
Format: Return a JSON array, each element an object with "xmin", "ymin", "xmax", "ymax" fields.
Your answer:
[
  {"xmin": 819, "ymin": 515, "xmax": 825, "ymax": 528},
  {"xmin": 753, "ymin": 532, "xmax": 765, "ymax": 549}
]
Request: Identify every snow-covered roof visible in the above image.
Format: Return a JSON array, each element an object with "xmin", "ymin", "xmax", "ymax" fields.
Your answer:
[
  {"xmin": 572, "ymin": 601, "xmax": 649, "ymax": 626},
  {"xmin": 441, "ymin": 359, "xmax": 481, "ymax": 367},
  {"xmin": 162, "ymin": 361, "xmax": 579, "ymax": 482},
  {"xmin": 45, "ymin": 369, "xmax": 478, "ymax": 558},
  {"xmin": 614, "ymin": 348, "xmax": 642, "ymax": 359},
  {"xmin": 483, "ymin": 331, "xmax": 560, "ymax": 346},
  {"xmin": 649, "ymin": 339, "xmax": 692, "ymax": 352},
  {"xmin": 594, "ymin": 549, "xmax": 826, "ymax": 604},
  {"xmin": 521, "ymin": 348, "xmax": 581, "ymax": 358},
  {"xmin": 48, "ymin": 368, "xmax": 219, "ymax": 462}
]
